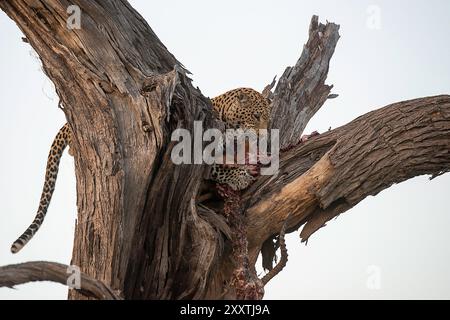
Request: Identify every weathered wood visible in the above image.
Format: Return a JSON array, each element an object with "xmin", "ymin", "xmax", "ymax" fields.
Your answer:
[
  {"xmin": 245, "ymin": 95, "xmax": 450, "ymax": 262},
  {"xmin": 0, "ymin": 261, "xmax": 121, "ymax": 300},
  {"xmin": 0, "ymin": 0, "xmax": 217, "ymax": 299},
  {"xmin": 269, "ymin": 15, "xmax": 340, "ymax": 149},
  {"xmin": 1, "ymin": 0, "xmax": 449, "ymax": 300}
]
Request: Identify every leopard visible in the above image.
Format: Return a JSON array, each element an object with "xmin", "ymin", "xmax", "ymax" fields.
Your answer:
[
  {"xmin": 209, "ymin": 87, "xmax": 271, "ymax": 191},
  {"xmin": 211, "ymin": 87, "xmax": 270, "ymax": 131},
  {"xmin": 10, "ymin": 88, "xmax": 271, "ymax": 253}
]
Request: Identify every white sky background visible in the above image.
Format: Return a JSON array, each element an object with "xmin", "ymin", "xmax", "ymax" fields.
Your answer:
[{"xmin": 0, "ymin": 0, "xmax": 449, "ymax": 299}]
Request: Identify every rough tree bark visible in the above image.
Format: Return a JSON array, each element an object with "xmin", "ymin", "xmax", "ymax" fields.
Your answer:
[{"xmin": 0, "ymin": 1, "xmax": 449, "ymax": 300}]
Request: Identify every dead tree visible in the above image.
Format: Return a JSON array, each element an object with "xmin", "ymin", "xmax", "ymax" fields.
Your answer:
[{"xmin": 0, "ymin": 1, "xmax": 449, "ymax": 300}]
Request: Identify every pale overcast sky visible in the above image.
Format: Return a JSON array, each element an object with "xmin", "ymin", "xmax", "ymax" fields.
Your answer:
[{"xmin": 0, "ymin": 0, "xmax": 449, "ymax": 299}]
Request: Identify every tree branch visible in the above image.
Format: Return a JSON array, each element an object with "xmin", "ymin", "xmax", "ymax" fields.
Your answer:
[
  {"xmin": 0, "ymin": 261, "xmax": 121, "ymax": 300},
  {"xmin": 2, "ymin": 0, "xmax": 448, "ymax": 300},
  {"xmin": 269, "ymin": 15, "xmax": 340, "ymax": 149},
  {"xmin": 245, "ymin": 95, "xmax": 450, "ymax": 261}
]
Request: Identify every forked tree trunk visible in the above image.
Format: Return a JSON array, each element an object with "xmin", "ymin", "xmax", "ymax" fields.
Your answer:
[{"xmin": 0, "ymin": 1, "xmax": 449, "ymax": 300}]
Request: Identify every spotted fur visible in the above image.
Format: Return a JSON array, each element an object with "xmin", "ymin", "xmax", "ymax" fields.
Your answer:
[
  {"xmin": 211, "ymin": 164, "xmax": 256, "ymax": 191},
  {"xmin": 10, "ymin": 89, "xmax": 269, "ymax": 252},
  {"xmin": 11, "ymin": 124, "xmax": 71, "ymax": 254},
  {"xmin": 210, "ymin": 88, "xmax": 271, "ymax": 191},
  {"xmin": 211, "ymin": 87, "xmax": 270, "ymax": 131}
]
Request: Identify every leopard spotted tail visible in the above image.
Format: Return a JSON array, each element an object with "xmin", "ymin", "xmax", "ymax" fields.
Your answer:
[{"xmin": 11, "ymin": 124, "xmax": 71, "ymax": 253}]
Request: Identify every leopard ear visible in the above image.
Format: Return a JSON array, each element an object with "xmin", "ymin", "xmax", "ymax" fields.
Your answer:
[{"xmin": 238, "ymin": 92, "xmax": 248, "ymax": 103}]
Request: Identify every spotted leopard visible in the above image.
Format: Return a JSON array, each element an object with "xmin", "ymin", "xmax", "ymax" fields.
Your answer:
[
  {"xmin": 209, "ymin": 87, "xmax": 271, "ymax": 191},
  {"xmin": 211, "ymin": 87, "xmax": 270, "ymax": 131},
  {"xmin": 10, "ymin": 88, "xmax": 270, "ymax": 253}
]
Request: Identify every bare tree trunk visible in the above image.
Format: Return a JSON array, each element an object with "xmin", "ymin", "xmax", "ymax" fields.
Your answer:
[{"xmin": 1, "ymin": 1, "xmax": 449, "ymax": 300}]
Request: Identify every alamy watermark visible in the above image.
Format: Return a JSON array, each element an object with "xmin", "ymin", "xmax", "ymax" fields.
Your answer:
[
  {"xmin": 67, "ymin": 265, "xmax": 81, "ymax": 289},
  {"xmin": 366, "ymin": 265, "xmax": 381, "ymax": 290},
  {"xmin": 171, "ymin": 121, "xmax": 280, "ymax": 175},
  {"xmin": 366, "ymin": 5, "xmax": 382, "ymax": 30},
  {"xmin": 67, "ymin": 5, "xmax": 81, "ymax": 30}
]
